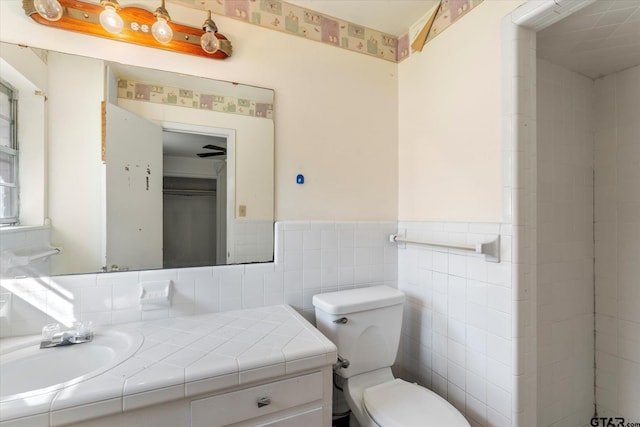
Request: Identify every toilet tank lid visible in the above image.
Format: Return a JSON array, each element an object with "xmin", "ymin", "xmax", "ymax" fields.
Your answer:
[{"xmin": 312, "ymin": 286, "xmax": 405, "ymax": 315}]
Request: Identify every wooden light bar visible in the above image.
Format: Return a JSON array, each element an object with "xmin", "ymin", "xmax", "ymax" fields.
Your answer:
[{"xmin": 22, "ymin": 0, "xmax": 232, "ymax": 60}]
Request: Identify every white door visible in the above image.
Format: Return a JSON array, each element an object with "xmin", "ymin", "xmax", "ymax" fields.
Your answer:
[{"xmin": 105, "ymin": 103, "xmax": 163, "ymax": 271}]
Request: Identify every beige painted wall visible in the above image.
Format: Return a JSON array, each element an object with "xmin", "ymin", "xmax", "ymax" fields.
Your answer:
[
  {"xmin": 0, "ymin": 0, "xmax": 398, "ymax": 223},
  {"xmin": 398, "ymin": 0, "xmax": 524, "ymax": 222}
]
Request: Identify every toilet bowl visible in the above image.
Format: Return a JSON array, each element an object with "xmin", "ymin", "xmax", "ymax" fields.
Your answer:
[
  {"xmin": 345, "ymin": 368, "xmax": 469, "ymax": 427},
  {"xmin": 313, "ymin": 286, "xmax": 470, "ymax": 427}
]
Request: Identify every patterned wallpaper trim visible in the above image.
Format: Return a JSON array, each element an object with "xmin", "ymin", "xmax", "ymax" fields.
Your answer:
[
  {"xmin": 398, "ymin": 0, "xmax": 484, "ymax": 62},
  {"xmin": 117, "ymin": 79, "xmax": 274, "ymax": 119},
  {"xmin": 169, "ymin": 0, "xmax": 483, "ymax": 63}
]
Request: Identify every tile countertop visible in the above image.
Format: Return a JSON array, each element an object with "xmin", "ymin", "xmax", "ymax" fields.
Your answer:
[{"xmin": 0, "ymin": 305, "xmax": 338, "ymax": 427}]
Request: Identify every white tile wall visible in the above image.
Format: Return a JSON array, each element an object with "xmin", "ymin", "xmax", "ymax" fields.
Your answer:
[
  {"xmin": 0, "ymin": 221, "xmax": 397, "ymax": 338},
  {"xmin": 535, "ymin": 57, "xmax": 595, "ymax": 427},
  {"xmin": 395, "ymin": 221, "xmax": 513, "ymax": 427},
  {"xmin": 230, "ymin": 220, "xmax": 274, "ymax": 264},
  {"xmin": 594, "ymin": 63, "xmax": 640, "ymax": 423},
  {"xmin": 0, "ymin": 226, "xmax": 55, "ymax": 337},
  {"xmin": 503, "ymin": 16, "xmax": 539, "ymax": 427},
  {"xmin": 0, "ymin": 226, "xmax": 52, "ymax": 279},
  {"xmin": 509, "ymin": 3, "xmax": 640, "ymax": 426}
]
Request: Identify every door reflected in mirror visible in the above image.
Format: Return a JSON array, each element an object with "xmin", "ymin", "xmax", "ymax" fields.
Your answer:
[{"xmin": 0, "ymin": 42, "xmax": 274, "ymax": 277}]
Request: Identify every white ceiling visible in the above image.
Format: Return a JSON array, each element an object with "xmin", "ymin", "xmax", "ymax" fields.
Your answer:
[
  {"xmin": 163, "ymin": 131, "xmax": 226, "ymax": 159},
  {"xmin": 285, "ymin": 0, "xmax": 439, "ymax": 35},
  {"xmin": 537, "ymin": 0, "xmax": 640, "ymax": 79}
]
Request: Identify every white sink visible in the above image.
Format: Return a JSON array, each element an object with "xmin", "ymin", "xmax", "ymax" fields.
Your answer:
[{"xmin": 0, "ymin": 328, "xmax": 143, "ymax": 400}]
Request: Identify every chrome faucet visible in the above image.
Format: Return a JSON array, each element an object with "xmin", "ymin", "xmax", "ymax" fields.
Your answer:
[{"xmin": 40, "ymin": 322, "xmax": 94, "ymax": 348}]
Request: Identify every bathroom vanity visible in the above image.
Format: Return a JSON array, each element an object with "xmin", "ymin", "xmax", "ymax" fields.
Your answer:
[{"xmin": 0, "ymin": 305, "xmax": 337, "ymax": 427}]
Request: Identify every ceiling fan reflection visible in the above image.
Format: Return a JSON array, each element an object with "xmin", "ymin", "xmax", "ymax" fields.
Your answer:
[{"xmin": 197, "ymin": 144, "xmax": 227, "ymax": 158}]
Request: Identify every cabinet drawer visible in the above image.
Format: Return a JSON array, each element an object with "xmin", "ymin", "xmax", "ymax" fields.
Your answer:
[
  {"xmin": 190, "ymin": 372, "xmax": 323, "ymax": 427},
  {"xmin": 256, "ymin": 407, "xmax": 323, "ymax": 427}
]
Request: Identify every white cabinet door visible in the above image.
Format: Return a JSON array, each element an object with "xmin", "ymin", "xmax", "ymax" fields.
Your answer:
[{"xmin": 105, "ymin": 103, "xmax": 163, "ymax": 271}]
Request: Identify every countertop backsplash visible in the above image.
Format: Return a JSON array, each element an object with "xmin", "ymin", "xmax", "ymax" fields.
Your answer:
[{"xmin": 0, "ymin": 221, "xmax": 398, "ymax": 338}]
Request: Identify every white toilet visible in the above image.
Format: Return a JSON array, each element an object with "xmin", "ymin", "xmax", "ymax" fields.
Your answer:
[{"xmin": 313, "ymin": 285, "xmax": 470, "ymax": 427}]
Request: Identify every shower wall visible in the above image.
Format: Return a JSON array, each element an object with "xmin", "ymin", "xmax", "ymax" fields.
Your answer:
[
  {"xmin": 593, "ymin": 63, "xmax": 640, "ymax": 422},
  {"xmin": 536, "ymin": 58, "xmax": 595, "ymax": 427}
]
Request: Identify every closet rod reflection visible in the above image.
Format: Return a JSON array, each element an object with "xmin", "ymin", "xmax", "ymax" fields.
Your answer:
[{"xmin": 163, "ymin": 189, "xmax": 217, "ymax": 195}]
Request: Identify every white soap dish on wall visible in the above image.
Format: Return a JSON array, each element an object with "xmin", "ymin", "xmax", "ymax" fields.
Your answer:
[{"xmin": 139, "ymin": 280, "xmax": 172, "ymax": 310}]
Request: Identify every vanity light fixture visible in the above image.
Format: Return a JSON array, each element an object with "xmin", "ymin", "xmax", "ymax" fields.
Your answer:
[
  {"xmin": 33, "ymin": 0, "xmax": 63, "ymax": 21},
  {"xmin": 151, "ymin": 0, "xmax": 173, "ymax": 44},
  {"xmin": 200, "ymin": 10, "xmax": 220, "ymax": 54},
  {"xmin": 99, "ymin": 0, "xmax": 124, "ymax": 35},
  {"xmin": 22, "ymin": 0, "xmax": 232, "ymax": 60}
]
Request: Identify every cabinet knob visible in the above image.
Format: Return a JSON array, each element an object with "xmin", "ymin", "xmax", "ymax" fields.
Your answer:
[{"xmin": 257, "ymin": 397, "xmax": 271, "ymax": 408}]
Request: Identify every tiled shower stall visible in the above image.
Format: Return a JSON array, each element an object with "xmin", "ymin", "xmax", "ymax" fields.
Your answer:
[
  {"xmin": 503, "ymin": 1, "xmax": 640, "ymax": 425},
  {"xmin": 535, "ymin": 14, "xmax": 640, "ymax": 427},
  {"xmin": 592, "ymin": 65, "xmax": 640, "ymax": 421},
  {"xmin": 536, "ymin": 58, "xmax": 595, "ymax": 427}
]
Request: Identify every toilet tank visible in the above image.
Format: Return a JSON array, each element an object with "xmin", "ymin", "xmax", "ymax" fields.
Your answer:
[{"xmin": 313, "ymin": 286, "xmax": 405, "ymax": 379}]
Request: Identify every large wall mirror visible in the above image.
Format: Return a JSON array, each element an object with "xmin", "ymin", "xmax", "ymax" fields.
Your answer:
[{"xmin": 0, "ymin": 41, "xmax": 274, "ymax": 277}]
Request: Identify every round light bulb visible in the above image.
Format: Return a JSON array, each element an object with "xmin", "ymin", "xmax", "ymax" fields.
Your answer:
[
  {"xmin": 99, "ymin": 6, "xmax": 124, "ymax": 34},
  {"xmin": 151, "ymin": 17, "xmax": 173, "ymax": 44},
  {"xmin": 33, "ymin": 0, "xmax": 63, "ymax": 21},
  {"xmin": 200, "ymin": 32, "xmax": 220, "ymax": 54}
]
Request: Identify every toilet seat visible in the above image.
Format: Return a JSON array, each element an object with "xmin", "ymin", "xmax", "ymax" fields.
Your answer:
[{"xmin": 363, "ymin": 379, "xmax": 469, "ymax": 427}]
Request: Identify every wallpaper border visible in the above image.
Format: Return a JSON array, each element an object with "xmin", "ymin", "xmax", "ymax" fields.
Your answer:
[{"xmin": 169, "ymin": 0, "xmax": 484, "ymax": 63}]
